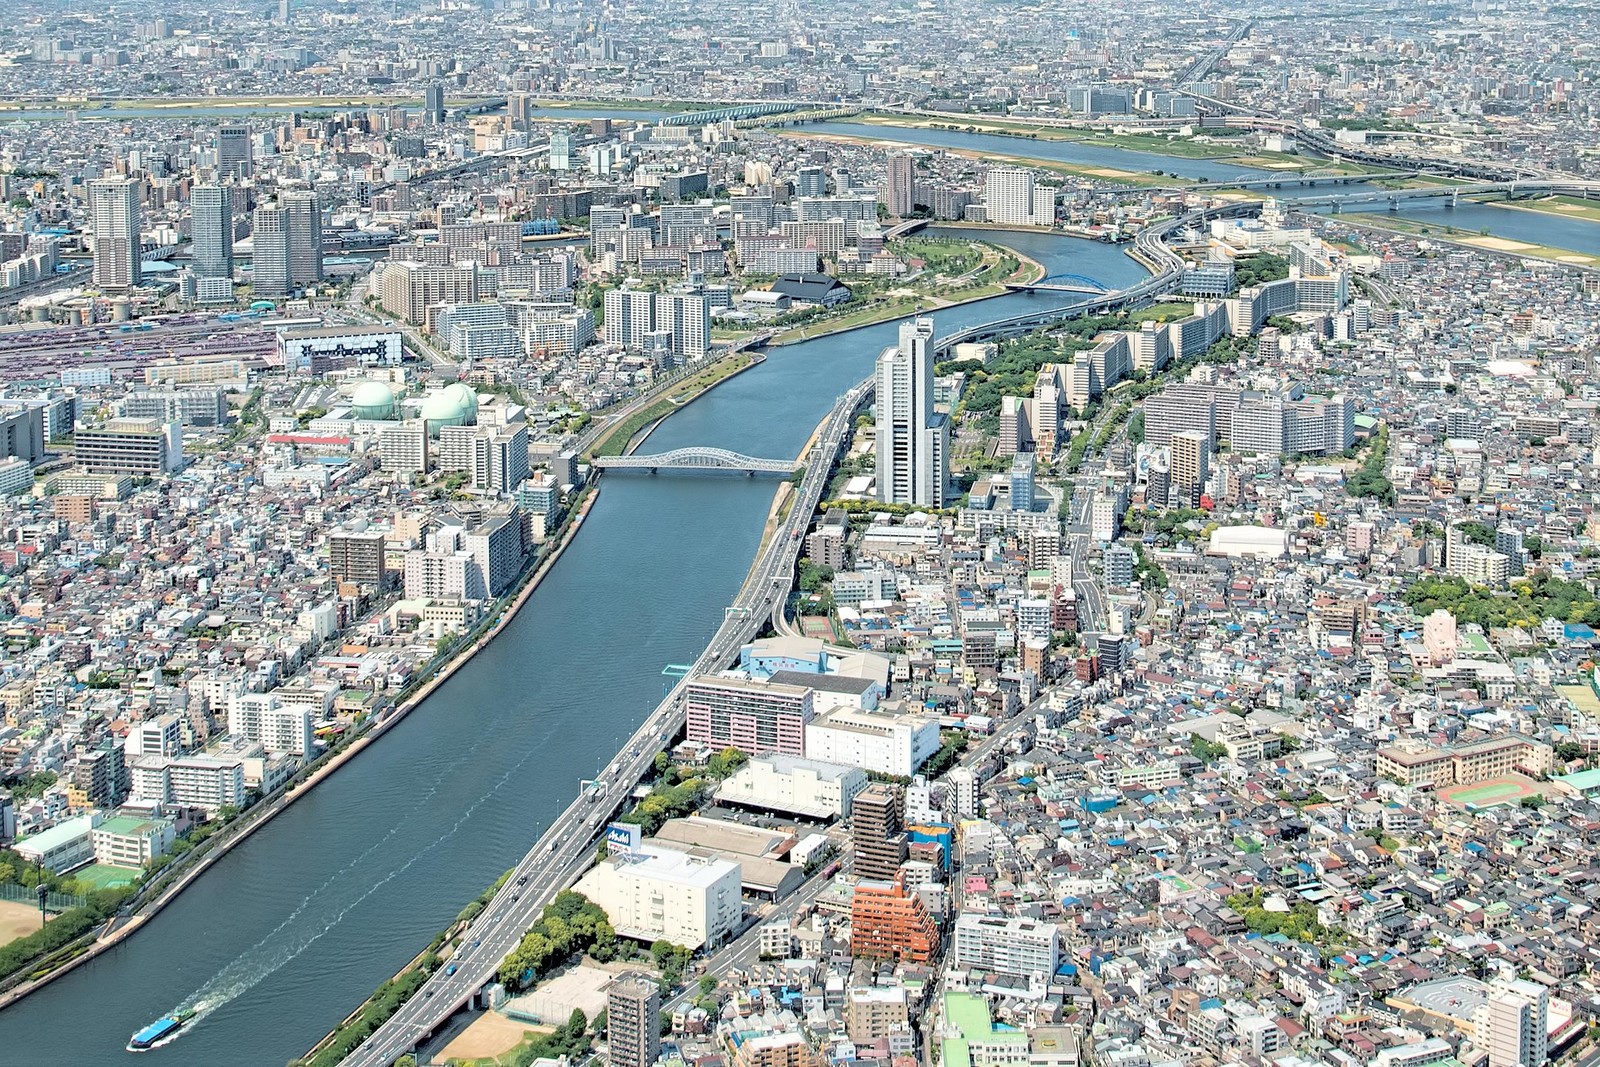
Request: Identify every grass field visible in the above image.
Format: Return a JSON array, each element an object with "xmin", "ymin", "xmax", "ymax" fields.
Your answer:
[
  {"xmin": 587, "ymin": 353, "xmax": 755, "ymax": 458},
  {"xmin": 1495, "ymin": 194, "xmax": 1600, "ymax": 224},
  {"xmin": 1344, "ymin": 213, "xmax": 1600, "ymax": 267},
  {"xmin": 1436, "ymin": 774, "xmax": 1544, "ymax": 810},
  {"xmin": 75, "ymin": 864, "xmax": 139, "ymax": 891},
  {"xmin": 0, "ymin": 898, "xmax": 47, "ymax": 944}
]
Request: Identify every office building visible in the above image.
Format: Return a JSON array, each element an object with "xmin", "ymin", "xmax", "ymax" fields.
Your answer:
[
  {"xmin": 190, "ymin": 184, "xmax": 233, "ymax": 280},
  {"xmin": 852, "ymin": 783, "xmax": 907, "ymax": 882},
  {"xmin": 74, "ymin": 418, "xmax": 182, "ymax": 474},
  {"xmin": 0, "ymin": 405, "xmax": 46, "ymax": 465},
  {"xmin": 89, "ymin": 176, "xmax": 142, "ymax": 290},
  {"xmin": 850, "ymin": 871, "xmax": 939, "ymax": 963},
  {"xmin": 216, "ymin": 124, "xmax": 252, "ymax": 179},
  {"xmin": 607, "ymin": 975, "xmax": 661, "ymax": 1067},
  {"xmin": 884, "ymin": 153, "xmax": 915, "ymax": 217},
  {"xmin": 284, "ymin": 189, "xmax": 323, "ymax": 289},
  {"xmin": 251, "ymin": 204, "xmax": 291, "ymax": 297},
  {"xmin": 1474, "ymin": 979, "xmax": 1548, "ymax": 1067},
  {"xmin": 685, "ymin": 676, "xmax": 814, "ymax": 757},
  {"xmin": 425, "ymin": 83, "xmax": 446, "ymax": 124},
  {"xmin": 952, "ymin": 914, "xmax": 1060, "ymax": 979},
  {"xmin": 573, "ymin": 842, "xmax": 741, "ymax": 950},
  {"xmin": 328, "ymin": 527, "xmax": 386, "ymax": 588},
  {"xmin": 795, "ymin": 165, "xmax": 827, "ymax": 197},
  {"xmin": 876, "ymin": 317, "xmax": 947, "ymax": 507},
  {"xmin": 1009, "ymin": 451, "xmax": 1035, "ymax": 511}
]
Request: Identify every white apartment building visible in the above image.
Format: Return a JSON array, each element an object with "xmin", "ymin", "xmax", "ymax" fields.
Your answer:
[
  {"xmin": 985, "ymin": 167, "xmax": 1053, "ymax": 226},
  {"xmin": 1475, "ymin": 979, "xmax": 1549, "ymax": 1067},
  {"xmin": 130, "ymin": 755, "xmax": 246, "ymax": 814},
  {"xmin": 228, "ymin": 693, "xmax": 315, "ymax": 756},
  {"xmin": 876, "ymin": 318, "xmax": 947, "ymax": 507},
  {"xmin": 952, "ymin": 914, "xmax": 1061, "ymax": 979}
]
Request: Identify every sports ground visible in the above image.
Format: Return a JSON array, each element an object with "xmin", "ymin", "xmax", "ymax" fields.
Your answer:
[{"xmin": 1436, "ymin": 773, "xmax": 1546, "ymax": 810}]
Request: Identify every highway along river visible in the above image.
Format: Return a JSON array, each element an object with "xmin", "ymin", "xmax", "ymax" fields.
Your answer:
[
  {"xmin": 0, "ymin": 232, "xmax": 1143, "ymax": 1066},
  {"xmin": 808, "ymin": 121, "xmax": 1600, "ymax": 257}
]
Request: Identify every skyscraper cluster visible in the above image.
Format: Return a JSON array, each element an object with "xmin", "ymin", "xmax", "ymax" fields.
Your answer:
[{"xmin": 252, "ymin": 189, "xmax": 323, "ymax": 298}]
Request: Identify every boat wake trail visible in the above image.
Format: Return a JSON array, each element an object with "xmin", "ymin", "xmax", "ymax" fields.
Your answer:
[{"xmin": 149, "ymin": 727, "xmax": 556, "ymax": 1044}]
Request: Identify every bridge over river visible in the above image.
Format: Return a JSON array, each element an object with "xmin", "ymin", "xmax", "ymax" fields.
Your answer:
[{"xmin": 590, "ymin": 447, "xmax": 799, "ymax": 476}]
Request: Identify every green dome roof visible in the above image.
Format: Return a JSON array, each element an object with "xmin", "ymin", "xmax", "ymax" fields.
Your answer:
[
  {"xmin": 350, "ymin": 381, "xmax": 395, "ymax": 420},
  {"xmin": 444, "ymin": 382, "xmax": 479, "ymax": 418},
  {"xmin": 419, "ymin": 388, "xmax": 473, "ymax": 435}
]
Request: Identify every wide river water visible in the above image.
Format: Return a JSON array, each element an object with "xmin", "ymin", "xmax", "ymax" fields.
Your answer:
[{"xmin": 0, "ymin": 233, "xmax": 1142, "ymax": 1065}]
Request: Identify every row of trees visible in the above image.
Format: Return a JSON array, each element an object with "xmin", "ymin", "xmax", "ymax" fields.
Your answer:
[
  {"xmin": 497, "ymin": 891, "xmax": 618, "ymax": 992},
  {"xmin": 624, "ymin": 747, "xmax": 747, "ymax": 837},
  {"xmin": 1346, "ymin": 424, "xmax": 1395, "ymax": 504}
]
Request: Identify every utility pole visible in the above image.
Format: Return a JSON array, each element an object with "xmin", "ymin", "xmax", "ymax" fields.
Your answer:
[{"xmin": 35, "ymin": 860, "xmax": 47, "ymax": 929}]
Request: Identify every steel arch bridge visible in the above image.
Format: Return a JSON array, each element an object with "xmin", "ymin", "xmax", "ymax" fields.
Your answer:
[
  {"xmin": 1023, "ymin": 272, "xmax": 1111, "ymax": 294},
  {"xmin": 592, "ymin": 446, "xmax": 798, "ymax": 475}
]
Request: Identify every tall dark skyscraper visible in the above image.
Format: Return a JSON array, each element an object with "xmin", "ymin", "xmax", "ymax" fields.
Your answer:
[
  {"xmin": 425, "ymin": 83, "xmax": 445, "ymax": 124},
  {"xmin": 190, "ymin": 184, "xmax": 233, "ymax": 280},
  {"xmin": 216, "ymin": 124, "xmax": 252, "ymax": 180},
  {"xmin": 283, "ymin": 189, "xmax": 323, "ymax": 290},
  {"xmin": 251, "ymin": 189, "xmax": 321, "ymax": 298},
  {"xmin": 852, "ymin": 783, "xmax": 908, "ymax": 882},
  {"xmin": 251, "ymin": 205, "xmax": 290, "ymax": 297}
]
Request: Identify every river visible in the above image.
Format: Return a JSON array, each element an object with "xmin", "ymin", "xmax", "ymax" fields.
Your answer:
[
  {"xmin": 807, "ymin": 121, "xmax": 1600, "ymax": 257},
  {"xmin": 0, "ymin": 232, "xmax": 1140, "ymax": 1065}
]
